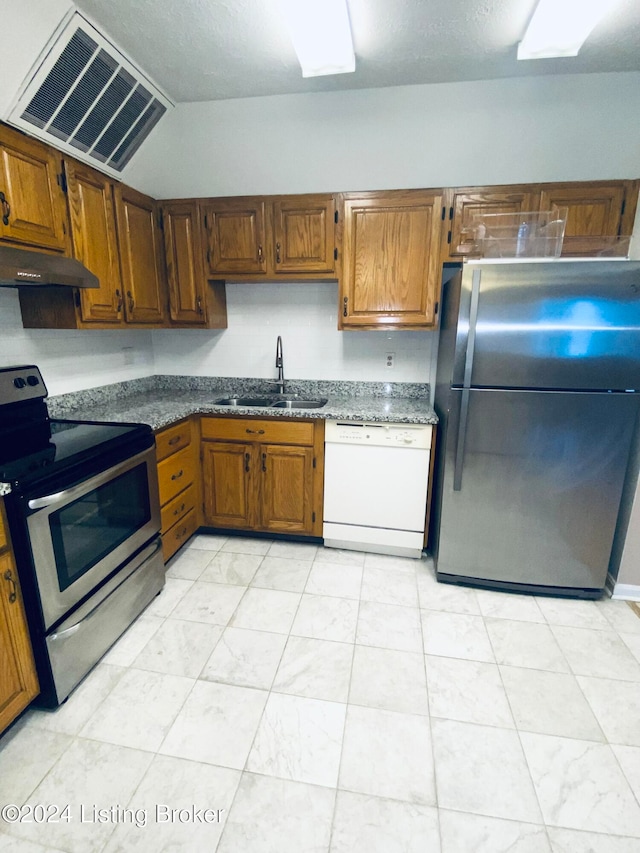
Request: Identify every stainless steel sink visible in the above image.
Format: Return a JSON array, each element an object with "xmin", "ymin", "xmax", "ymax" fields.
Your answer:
[
  {"xmin": 215, "ymin": 396, "xmax": 275, "ymax": 406},
  {"xmin": 215, "ymin": 395, "xmax": 328, "ymax": 409},
  {"xmin": 271, "ymin": 399, "xmax": 328, "ymax": 409}
]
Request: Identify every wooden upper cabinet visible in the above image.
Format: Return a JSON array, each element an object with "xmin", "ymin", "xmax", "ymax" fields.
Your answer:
[
  {"xmin": 443, "ymin": 185, "xmax": 537, "ymax": 260},
  {"xmin": 538, "ymin": 181, "xmax": 636, "ymax": 256},
  {"xmin": 65, "ymin": 159, "xmax": 124, "ymax": 324},
  {"xmin": 0, "ymin": 124, "xmax": 67, "ymax": 252},
  {"xmin": 341, "ymin": 190, "xmax": 443, "ymax": 329},
  {"xmin": 204, "ymin": 198, "xmax": 267, "ymax": 275},
  {"xmin": 271, "ymin": 195, "xmax": 336, "ymax": 274},
  {"xmin": 161, "ymin": 200, "xmax": 227, "ymax": 328},
  {"xmin": 114, "ymin": 185, "xmax": 167, "ymax": 325}
]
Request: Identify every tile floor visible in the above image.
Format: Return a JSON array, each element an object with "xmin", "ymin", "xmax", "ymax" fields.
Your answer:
[{"xmin": 1, "ymin": 534, "xmax": 640, "ymax": 852}]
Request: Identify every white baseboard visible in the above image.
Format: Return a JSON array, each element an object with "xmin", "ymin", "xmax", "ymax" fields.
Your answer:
[{"xmin": 612, "ymin": 583, "xmax": 640, "ymax": 602}]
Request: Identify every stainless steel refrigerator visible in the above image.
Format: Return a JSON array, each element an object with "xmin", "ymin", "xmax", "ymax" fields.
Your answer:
[{"xmin": 431, "ymin": 260, "xmax": 640, "ymax": 598}]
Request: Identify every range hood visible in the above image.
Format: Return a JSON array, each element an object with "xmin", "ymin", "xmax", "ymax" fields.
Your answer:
[{"xmin": 0, "ymin": 246, "xmax": 98, "ymax": 288}]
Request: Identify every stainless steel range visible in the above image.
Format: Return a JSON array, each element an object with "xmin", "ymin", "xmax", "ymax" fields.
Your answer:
[{"xmin": 0, "ymin": 365, "xmax": 164, "ymax": 707}]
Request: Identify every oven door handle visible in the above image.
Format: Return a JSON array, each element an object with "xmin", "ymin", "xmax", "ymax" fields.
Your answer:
[
  {"xmin": 28, "ymin": 488, "xmax": 75, "ymax": 510},
  {"xmin": 48, "ymin": 538, "xmax": 162, "ymax": 641}
]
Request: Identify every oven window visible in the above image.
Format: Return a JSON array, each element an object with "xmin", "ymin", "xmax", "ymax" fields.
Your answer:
[{"xmin": 49, "ymin": 463, "xmax": 151, "ymax": 591}]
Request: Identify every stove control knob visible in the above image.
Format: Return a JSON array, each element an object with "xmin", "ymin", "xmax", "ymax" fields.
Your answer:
[
  {"xmin": 13, "ymin": 377, "xmax": 26, "ymax": 389},
  {"xmin": 26, "ymin": 375, "xmax": 40, "ymax": 386}
]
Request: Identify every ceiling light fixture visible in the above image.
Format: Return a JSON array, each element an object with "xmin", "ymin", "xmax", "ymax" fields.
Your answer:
[
  {"xmin": 518, "ymin": 0, "xmax": 621, "ymax": 60},
  {"xmin": 280, "ymin": 0, "xmax": 355, "ymax": 78}
]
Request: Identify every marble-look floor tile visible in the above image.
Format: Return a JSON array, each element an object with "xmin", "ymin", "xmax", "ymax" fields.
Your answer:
[
  {"xmin": 620, "ymin": 632, "xmax": 640, "ymax": 664},
  {"xmin": 198, "ymin": 551, "xmax": 263, "ymax": 585},
  {"xmin": 231, "ymin": 587, "xmax": 301, "ymax": 634},
  {"xmin": 331, "ymin": 790, "xmax": 440, "ymax": 853},
  {"xmin": 597, "ymin": 599, "xmax": 640, "ymax": 634},
  {"xmin": 131, "ymin": 618, "xmax": 223, "ymax": 678},
  {"xmin": 356, "ymin": 601, "xmax": 422, "ymax": 652},
  {"xmin": 217, "ymin": 772, "xmax": 335, "ymax": 853},
  {"xmin": 349, "ymin": 646, "xmax": 429, "ymax": 715},
  {"xmin": 547, "ymin": 827, "xmax": 640, "ymax": 853},
  {"xmin": 200, "ymin": 626, "xmax": 287, "ymax": 689},
  {"xmin": 417, "ymin": 570, "xmax": 481, "ymax": 615},
  {"xmin": 486, "ymin": 619, "xmax": 569, "ymax": 672},
  {"xmin": 143, "ymin": 577, "xmax": 193, "ymax": 618},
  {"xmin": 432, "ymin": 718, "xmax": 541, "ymax": 823},
  {"xmin": 247, "ymin": 692, "xmax": 346, "ymax": 787},
  {"xmin": 360, "ymin": 566, "xmax": 419, "ymax": 607},
  {"xmin": 422, "ymin": 610, "xmax": 495, "ymax": 662},
  {"xmin": 577, "ymin": 675, "xmax": 640, "ymax": 746},
  {"xmin": 170, "ymin": 580, "xmax": 245, "ymax": 626},
  {"xmin": 26, "ymin": 663, "xmax": 125, "ymax": 736},
  {"xmin": 221, "ymin": 536, "xmax": 271, "ymax": 556},
  {"xmin": 314, "ymin": 547, "xmax": 366, "ymax": 567},
  {"xmin": 273, "ymin": 636, "xmax": 353, "ymax": 703},
  {"xmin": 535, "ymin": 596, "xmax": 610, "ymax": 630},
  {"xmin": 551, "ymin": 626, "xmax": 640, "ymax": 681},
  {"xmin": 268, "ymin": 540, "xmax": 319, "ymax": 561},
  {"xmin": 251, "ymin": 555, "xmax": 313, "ymax": 593},
  {"xmin": 80, "ymin": 668, "xmax": 194, "ymax": 751},
  {"xmin": 103, "ymin": 754, "xmax": 239, "ymax": 852},
  {"xmin": 10, "ymin": 738, "xmax": 152, "ymax": 853},
  {"xmin": 475, "ymin": 589, "xmax": 545, "ymax": 623},
  {"xmin": 500, "ymin": 666, "xmax": 603, "ymax": 741},
  {"xmin": 0, "ymin": 722, "xmax": 72, "ymax": 806},
  {"xmin": 0, "ymin": 834, "xmax": 63, "ymax": 852},
  {"xmin": 304, "ymin": 562, "xmax": 363, "ymax": 600},
  {"xmin": 439, "ymin": 810, "xmax": 550, "ymax": 853},
  {"xmin": 362, "ymin": 552, "xmax": 422, "ymax": 573},
  {"xmin": 102, "ymin": 613, "xmax": 165, "ymax": 667},
  {"xmin": 160, "ymin": 680, "xmax": 268, "ymax": 769},
  {"xmin": 612, "ymin": 744, "xmax": 640, "ymax": 801},
  {"xmin": 520, "ymin": 732, "xmax": 640, "ymax": 836},
  {"xmin": 339, "ymin": 705, "xmax": 435, "ymax": 805},
  {"xmin": 292, "ymin": 593, "xmax": 359, "ymax": 643},
  {"xmin": 165, "ymin": 547, "xmax": 213, "ymax": 580},
  {"xmin": 185, "ymin": 533, "xmax": 228, "ymax": 551},
  {"xmin": 426, "ymin": 656, "xmax": 513, "ymax": 728}
]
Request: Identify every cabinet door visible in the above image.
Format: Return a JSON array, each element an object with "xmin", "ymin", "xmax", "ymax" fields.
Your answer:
[
  {"xmin": 444, "ymin": 185, "xmax": 537, "ymax": 259},
  {"xmin": 162, "ymin": 201, "xmax": 208, "ymax": 324},
  {"xmin": 65, "ymin": 160, "xmax": 124, "ymax": 324},
  {"xmin": 271, "ymin": 195, "xmax": 336, "ymax": 274},
  {"xmin": 204, "ymin": 198, "xmax": 267, "ymax": 275},
  {"xmin": 259, "ymin": 444, "xmax": 314, "ymax": 534},
  {"xmin": 341, "ymin": 190, "xmax": 443, "ymax": 329},
  {"xmin": 203, "ymin": 441, "xmax": 255, "ymax": 529},
  {"xmin": 538, "ymin": 182, "xmax": 628, "ymax": 256},
  {"xmin": 114, "ymin": 185, "xmax": 167, "ymax": 325},
  {"xmin": 0, "ymin": 124, "xmax": 67, "ymax": 252},
  {"xmin": 0, "ymin": 550, "xmax": 39, "ymax": 733}
]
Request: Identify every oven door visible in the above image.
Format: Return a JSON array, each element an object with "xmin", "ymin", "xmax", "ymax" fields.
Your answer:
[{"xmin": 26, "ymin": 445, "xmax": 161, "ymax": 630}]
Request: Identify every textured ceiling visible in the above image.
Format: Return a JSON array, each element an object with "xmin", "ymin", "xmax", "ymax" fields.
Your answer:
[{"xmin": 73, "ymin": 0, "xmax": 640, "ymax": 103}]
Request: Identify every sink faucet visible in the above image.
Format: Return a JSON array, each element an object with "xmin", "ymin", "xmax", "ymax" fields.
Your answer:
[{"xmin": 274, "ymin": 335, "xmax": 286, "ymax": 394}]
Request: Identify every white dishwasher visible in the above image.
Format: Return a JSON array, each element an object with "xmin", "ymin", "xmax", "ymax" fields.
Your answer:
[{"xmin": 323, "ymin": 420, "xmax": 433, "ymax": 558}]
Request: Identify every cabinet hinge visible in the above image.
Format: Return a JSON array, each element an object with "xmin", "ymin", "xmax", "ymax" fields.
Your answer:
[
  {"xmin": 57, "ymin": 170, "xmax": 68, "ymax": 194},
  {"xmin": 158, "ymin": 211, "xmax": 164, "ymax": 231},
  {"xmin": 447, "ymin": 230, "xmax": 452, "ymax": 245},
  {"xmin": 312, "ymin": 511, "xmax": 316, "ymax": 523},
  {"xmin": 207, "ymin": 248, "xmax": 211, "ymax": 266},
  {"xmin": 435, "ymin": 301, "xmax": 439, "ymax": 315},
  {"xmin": 334, "ymin": 210, "xmax": 338, "ymax": 224},
  {"xmin": 334, "ymin": 248, "xmax": 338, "ymax": 261},
  {"xmin": 449, "ymin": 206, "xmax": 453, "ymax": 220},
  {"xmin": 204, "ymin": 213, "xmax": 208, "ymax": 229},
  {"xmin": 313, "ymin": 456, "xmax": 316, "ymax": 469}
]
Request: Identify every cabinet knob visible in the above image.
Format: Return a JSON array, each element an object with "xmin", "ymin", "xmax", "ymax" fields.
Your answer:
[
  {"xmin": 0, "ymin": 191, "xmax": 10, "ymax": 226},
  {"xmin": 3, "ymin": 569, "xmax": 17, "ymax": 604}
]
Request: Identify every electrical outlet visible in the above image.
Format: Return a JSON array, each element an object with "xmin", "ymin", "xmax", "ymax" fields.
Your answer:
[{"xmin": 385, "ymin": 352, "xmax": 395, "ymax": 369}]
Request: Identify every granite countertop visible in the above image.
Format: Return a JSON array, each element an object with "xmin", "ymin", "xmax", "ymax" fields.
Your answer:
[{"xmin": 47, "ymin": 376, "xmax": 438, "ymax": 431}]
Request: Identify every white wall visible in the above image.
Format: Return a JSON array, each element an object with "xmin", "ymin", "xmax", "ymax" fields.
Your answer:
[
  {"xmin": 151, "ymin": 282, "xmax": 435, "ymax": 383},
  {"xmin": 0, "ymin": 290, "xmax": 153, "ymax": 396},
  {"xmin": 126, "ymin": 72, "xmax": 640, "ymax": 198}
]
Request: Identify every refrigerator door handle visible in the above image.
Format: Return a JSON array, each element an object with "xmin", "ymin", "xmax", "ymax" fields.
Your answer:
[{"xmin": 454, "ymin": 268, "xmax": 481, "ymax": 491}]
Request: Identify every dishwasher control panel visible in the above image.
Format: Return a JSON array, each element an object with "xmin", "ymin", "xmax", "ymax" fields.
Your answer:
[{"xmin": 325, "ymin": 420, "xmax": 433, "ymax": 450}]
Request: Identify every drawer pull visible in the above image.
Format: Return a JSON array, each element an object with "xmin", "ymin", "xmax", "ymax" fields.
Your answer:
[
  {"xmin": 258, "ymin": 244, "xmax": 263, "ymax": 263},
  {"xmin": 275, "ymin": 242, "xmax": 281, "ymax": 264},
  {"xmin": 175, "ymin": 525, "xmax": 188, "ymax": 540},
  {"xmin": 245, "ymin": 428, "xmax": 265, "ymax": 435},
  {"xmin": 171, "ymin": 469, "xmax": 184, "ymax": 481},
  {"xmin": 3, "ymin": 569, "xmax": 17, "ymax": 604},
  {"xmin": 173, "ymin": 502, "xmax": 186, "ymax": 516},
  {"xmin": 168, "ymin": 435, "xmax": 182, "ymax": 446},
  {"xmin": 0, "ymin": 191, "xmax": 10, "ymax": 226}
]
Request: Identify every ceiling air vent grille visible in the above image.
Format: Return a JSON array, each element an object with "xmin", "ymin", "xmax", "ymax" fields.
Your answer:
[{"xmin": 7, "ymin": 12, "xmax": 173, "ymax": 176}]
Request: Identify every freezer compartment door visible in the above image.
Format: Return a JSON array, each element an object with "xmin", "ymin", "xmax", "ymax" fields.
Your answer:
[
  {"xmin": 453, "ymin": 262, "xmax": 640, "ymax": 391},
  {"xmin": 437, "ymin": 388, "xmax": 639, "ymax": 591}
]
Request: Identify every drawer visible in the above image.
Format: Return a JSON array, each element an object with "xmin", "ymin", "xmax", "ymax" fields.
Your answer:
[
  {"xmin": 155, "ymin": 420, "xmax": 193, "ymax": 462},
  {"xmin": 158, "ymin": 445, "xmax": 196, "ymax": 506},
  {"xmin": 201, "ymin": 417, "xmax": 314, "ymax": 446},
  {"xmin": 162, "ymin": 508, "xmax": 197, "ymax": 562},
  {"xmin": 161, "ymin": 483, "xmax": 196, "ymax": 534}
]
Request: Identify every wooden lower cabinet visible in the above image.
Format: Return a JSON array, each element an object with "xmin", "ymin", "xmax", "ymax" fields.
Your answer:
[
  {"xmin": 0, "ymin": 507, "xmax": 39, "ymax": 734},
  {"xmin": 201, "ymin": 417, "xmax": 323, "ymax": 537},
  {"xmin": 155, "ymin": 419, "xmax": 200, "ymax": 561}
]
